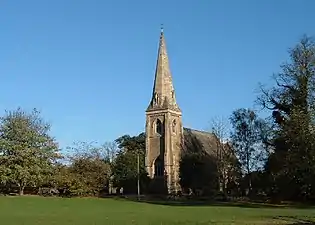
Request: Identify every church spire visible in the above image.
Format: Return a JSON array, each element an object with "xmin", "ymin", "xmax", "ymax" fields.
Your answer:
[{"xmin": 147, "ymin": 27, "xmax": 180, "ymax": 112}]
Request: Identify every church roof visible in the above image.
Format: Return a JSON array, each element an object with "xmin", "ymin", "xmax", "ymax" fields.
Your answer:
[
  {"xmin": 183, "ymin": 127, "xmax": 233, "ymax": 157},
  {"xmin": 183, "ymin": 128, "xmax": 218, "ymax": 155}
]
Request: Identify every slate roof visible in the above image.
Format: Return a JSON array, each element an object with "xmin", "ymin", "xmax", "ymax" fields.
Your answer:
[{"xmin": 183, "ymin": 127, "xmax": 232, "ymax": 157}]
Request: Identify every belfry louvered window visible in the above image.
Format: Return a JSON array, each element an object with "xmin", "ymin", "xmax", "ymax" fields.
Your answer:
[{"xmin": 156, "ymin": 119, "xmax": 163, "ymax": 135}]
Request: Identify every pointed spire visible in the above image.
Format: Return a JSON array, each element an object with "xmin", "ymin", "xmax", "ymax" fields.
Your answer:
[{"xmin": 147, "ymin": 27, "xmax": 180, "ymax": 112}]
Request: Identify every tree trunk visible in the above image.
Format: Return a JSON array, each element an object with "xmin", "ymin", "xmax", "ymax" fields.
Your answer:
[
  {"xmin": 248, "ymin": 172, "xmax": 252, "ymax": 197},
  {"xmin": 19, "ymin": 186, "xmax": 25, "ymax": 195},
  {"xmin": 247, "ymin": 158, "xmax": 252, "ymax": 195}
]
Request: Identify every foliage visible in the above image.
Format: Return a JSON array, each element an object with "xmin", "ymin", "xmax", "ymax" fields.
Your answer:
[
  {"xmin": 230, "ymin": 108, "xmax": 268, "ymax": 173},
  {"xmin": 210, "ymin": 117, "xmax": 241, "ymax": 195},
  {"xmin": 62, "ymin": 141, "xmax": 112, "ymax": 196},
  {"xmin": 111, "ymin": 133, "xmax": 149, "ymax": 194},
  {"xmin": 179, "ymin": 151, "xmax": 219, "ymax": 196},
  {"xmin": 259, "ymin": 35, "xmax": 315, "ymax": 201},
  {"xmin": 0, "ymin": 108, "xmax": 59, "ymax": 195},
  {"xmin": 111, "ymin": 150, "xmax": 148, "ymax": 194},
  {"xmin": 102, "ymin": 141, "xmax": 119, "ymax": 163},
  {"xmin": 47, "ymin": 164, "xmax": 83, "ymax": 197},
  {"xmin": 230, "ymin": 108, "xmax": 268, "ymax": 194},
  {"xmin": 115, "ymin": 132, "xmax": 146, "ymax": 152}
]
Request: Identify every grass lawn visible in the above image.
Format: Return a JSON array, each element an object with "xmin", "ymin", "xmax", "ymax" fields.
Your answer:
[{"xmin": 0, "ymin": 196, "xmax": 314, "ymax": 225}]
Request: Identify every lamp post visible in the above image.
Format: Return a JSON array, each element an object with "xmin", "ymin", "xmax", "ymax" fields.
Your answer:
[{"xmin": 137, "ymin": 150, "xmax": 140, "ymax": 201}]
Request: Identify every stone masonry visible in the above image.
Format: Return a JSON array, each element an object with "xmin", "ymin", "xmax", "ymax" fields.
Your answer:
[
  {"xmin": 145, "ymin": 29, "xmax": 227, "ymax": 194},
  {"xmin": 145, "ymin": 29, "xmax": 183, "ymax": 194}
]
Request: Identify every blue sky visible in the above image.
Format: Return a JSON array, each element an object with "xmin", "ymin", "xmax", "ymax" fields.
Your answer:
[{"xmin": 0, "ymin": 0, "xmax": 314, "ymax": 149}]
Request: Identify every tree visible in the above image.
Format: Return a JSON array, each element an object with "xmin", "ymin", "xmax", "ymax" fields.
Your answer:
[
  {"xmin": 229, "ymin": 108, "xmax": 267, "ymax": 194},
  {"xmin": 179, "ymin": 131, "xmax": 221, "ymax": 196},
  {"xmin": 111, "ymin": 133, "xmax": 149, "ymax": 194},
  {"xmin": 210, "ymin": 117, "xmax": 239, "ymax": 194},
  {"xmin": 50, "ymin": 164, "xmax": 79, "ymax": 197},
  {"xmin": 258, "ymin": 35, "xmax": 315, "ymax": 200},
  {"xmin": 115, "ymin": 133, "xmax": 146, "ymax": 153},
  {"xmin": 102, "ymin": 141, "xmax": 118, "ymax": 163},
  {"xmin": 179, "ymin": 151, "xmax": 219, "ymax": 196},
  {"xmin": 0, "ymin": 108, "xmax": 59, "ymax": 195},
  {"xmin": 65, "ymin": 141, "xmax": 111, "ymax": 196}
]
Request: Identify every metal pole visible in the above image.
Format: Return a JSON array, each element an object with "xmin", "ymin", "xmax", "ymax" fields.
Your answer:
[{"xmin": 137, "ymin": 151, "xmax": 140, "ymax": 201}]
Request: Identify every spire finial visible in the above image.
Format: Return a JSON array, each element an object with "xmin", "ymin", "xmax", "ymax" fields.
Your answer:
[{"xmin": 160, "ymin": 24, "xmax": 164, "ymax": 33}]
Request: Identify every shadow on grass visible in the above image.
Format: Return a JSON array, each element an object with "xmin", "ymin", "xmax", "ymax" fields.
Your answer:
[
  {"xmin": 116, "ymin": 195, "xmax": 315, "ymax": 209},
  {"xmin": 272, "ymin": 216, "xmax": 315, "ymax": 225}
]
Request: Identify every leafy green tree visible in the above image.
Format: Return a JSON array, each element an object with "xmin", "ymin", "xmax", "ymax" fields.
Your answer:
[
  {"xmin": 115, "ymin": 133, "xmax": 146, "ymax": 152},
  {"xmin": 65, "ymin": 141, "xmax": 111, "ymax": 196},
  {"xmin": 179, "ymin": 151, "xmax": 219, "ymax": 196},
  {"xmin": 111, "ymin": 150, "xmax": 148, "ymax": 194},
  {"xmin": 230, "ymin": 108, "xmax": 267, "ymax": 194},
  {"xmin": 258, "ymin": 35, "xmax": 315, "ymax": 200},
  {"xmin": 0, "ymin": 108, "xmax": 59, "ymax": 195},
  {"xmin": 48, "ymin": 163, "xmax": 88, "ymax": 197},
  {"xmin": 111, "ymin": 133, "xmax": 149, "ymax": 194}
]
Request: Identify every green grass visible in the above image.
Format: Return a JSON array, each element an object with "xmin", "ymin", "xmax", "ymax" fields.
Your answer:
[{"xmin": 0, "ymin": 196, "xmax": 314, "ymax": 225}]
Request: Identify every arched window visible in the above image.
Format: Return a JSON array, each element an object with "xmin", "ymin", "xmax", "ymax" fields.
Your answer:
[
  {"xmin": 156, "ymin": 119, "xmax": 163, "ymax": 135},
  {"xmin": 154, "ymin": 157, "xmax": 164, "ymax": 177}
]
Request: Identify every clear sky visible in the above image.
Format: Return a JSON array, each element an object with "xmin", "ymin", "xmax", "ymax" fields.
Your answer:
[{"xmin": 0, "ymin": 0, "xmax": 314, "ymax": 150}]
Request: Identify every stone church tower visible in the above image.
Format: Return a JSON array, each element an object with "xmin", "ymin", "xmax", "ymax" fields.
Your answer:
[{"xmin": 145, "ymin": 28, "xmax": 183, "ymax": 194}]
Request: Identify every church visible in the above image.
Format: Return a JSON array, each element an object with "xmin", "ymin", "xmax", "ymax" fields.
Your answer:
[{"xmin": 145, "ymin": 29, "xmax": 221, "ymax": 194}]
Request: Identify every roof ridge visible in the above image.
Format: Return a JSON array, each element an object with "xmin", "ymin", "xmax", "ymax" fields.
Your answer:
[{"xmin": 183, "ymin": 127, "xmax": 214, "ymax": 135}]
